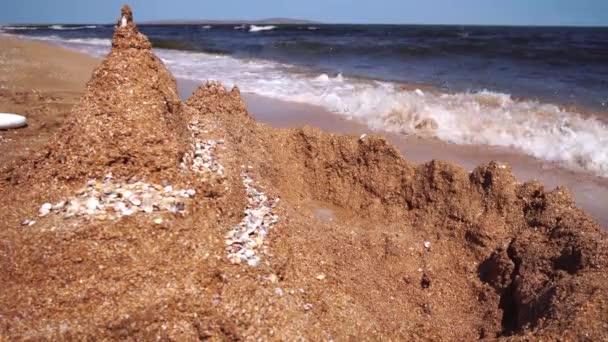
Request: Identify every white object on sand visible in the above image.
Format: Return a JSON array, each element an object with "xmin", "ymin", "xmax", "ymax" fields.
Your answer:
[
  {"xmin": 0, "ymin": 113, "xmax": 26, "ymax": 129},
  {"xmin": 415, "ymin": 89, "xmax": 425, "ymax": 97}
]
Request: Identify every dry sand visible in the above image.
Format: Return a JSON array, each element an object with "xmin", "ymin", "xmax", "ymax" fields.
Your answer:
[
  {"xmin": 0, "ymin": 36, "xmax": 99, "ymax": 164},
  {"xmin": 1, "ymin": 9, "xmax": 608, "ymax": 340}
]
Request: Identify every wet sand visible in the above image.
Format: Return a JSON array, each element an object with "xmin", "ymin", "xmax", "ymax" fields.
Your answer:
[{"xmin": 179, "ymin": 80, "xmax": 608, "ymax": 227}]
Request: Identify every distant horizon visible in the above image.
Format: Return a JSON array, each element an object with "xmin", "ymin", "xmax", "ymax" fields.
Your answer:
[{"xmin": 1, "ymin": 0, "xmax": 607, "ymax": 27}]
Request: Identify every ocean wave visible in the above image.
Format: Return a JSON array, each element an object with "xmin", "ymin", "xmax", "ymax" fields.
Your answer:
[
  {"xmin": 28, "ymin": 35, "xmax": 111, "ymax": 47},
  {"xmin": 202, "ymin": 25, "xmax": 212, "ymax": 30},
  {"xmin": 1, "ymin": 26, "xmax": 38, "ymax": 30},
  {"xmin": 63, "ymin": 37, "xmax": 111, "ymax": 46},
  {"xmin": 249, "ymin": 25, "xmax": 276, "ymax": 33},
  {"xmin": 23, "ymin": 36, "xmax": 608, "ymax": 177},
  {"xmin": 157, "ymin": 50, "xmax": 608, "ymax": 177},
  {"xmin": 49, "ymin": 25, "xmax": 97, "ymax": 30}
]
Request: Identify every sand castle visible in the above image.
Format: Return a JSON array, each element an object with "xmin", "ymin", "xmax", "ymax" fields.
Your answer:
[{"xmin": 1, "ymin": 6, "xmax": 607, "ymax": 340}]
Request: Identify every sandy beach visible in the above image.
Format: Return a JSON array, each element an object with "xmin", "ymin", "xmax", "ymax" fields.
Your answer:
[{"xmin": 1, "ymin": 11, "xmax": 608, "ymax": 340}]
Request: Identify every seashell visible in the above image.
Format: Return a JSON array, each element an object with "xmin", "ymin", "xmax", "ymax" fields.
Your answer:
[
  {"xmin": 128, "ymin": 196, "xmax": 142, "ymax": 206},
  {"xmin": 39, "ymin": 203, "xmax": 52, "ymax": 217},
  {"xmin": 247, "ymin": 257, "xmax": 260, "ymax": 267},
  {"xmin": 53, "ymin": 200, "xmax": 66, "ymax": 211},
  {"xmin": 121, "ymin": 208, "xmax": 135, "ymax": 216},
  {"xmin": 86, "ymin": 198, "xmax": 99, "ymax": 211}
]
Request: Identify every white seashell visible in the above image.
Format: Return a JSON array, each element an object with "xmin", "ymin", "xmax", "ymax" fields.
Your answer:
[
  {"xmin": 53, "ymin": 200, "xmax": 66, "ymax": 210},
  {"xmin": 121, "ymin": 208, "xmax": 135, "ymax": 216},
  {"xmin": 247, "ymin": 257, "xmax": 260, "ymax": 267},
  {"xmin": 86, "ymin": 198, "xmax": 99, "ymax": 210},
  {"xmin": 129, "ymin": 197, "xmax": 142, "ymax": 206},
  {"xmin": 39, "ymin": 203, "xmax": 52, "ymax": 216}
]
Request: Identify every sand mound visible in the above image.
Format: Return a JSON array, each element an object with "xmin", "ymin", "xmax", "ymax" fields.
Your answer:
[
  {"xmin": 1, "ymin": 6, "xmax": 607, "ymax": 341},
  {"xmin": 1, "ymin": 5, "xmax": 186, "ymax": 188}
]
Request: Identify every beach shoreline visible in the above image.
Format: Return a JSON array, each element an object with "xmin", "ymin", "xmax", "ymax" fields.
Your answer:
[{"xmin": 2, "ymin": 35, "xmax": 607, "ymax": 227}]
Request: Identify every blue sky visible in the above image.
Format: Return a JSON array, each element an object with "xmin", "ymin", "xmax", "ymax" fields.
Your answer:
[{"xmin": 1, "ymin": 0, "xmax": 607, "ymax": 26}]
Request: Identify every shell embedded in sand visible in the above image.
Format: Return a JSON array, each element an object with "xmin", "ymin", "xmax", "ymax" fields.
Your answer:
[{"xmin": 38, "ymin": 203, "xmax": 52, "ymax": 217}]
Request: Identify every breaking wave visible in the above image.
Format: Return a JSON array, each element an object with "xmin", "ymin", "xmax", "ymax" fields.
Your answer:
[
  {"xmin": 49, "ymin": 25, "xmax": 97, "ymax": 30},
  {"xmin": 15, "ymin": 35, "xmax": 608, "ymax": 177},
  {"xmin": 22, "ymin": 35, "xmax": 111, "ymax": 47},
  {"xmin": 249, "ymin": 25, "xmax": 276, "ymax": 33},
  {"xmin": 0, "ymin": 25, "xmax": 38, "ymax": 30}
]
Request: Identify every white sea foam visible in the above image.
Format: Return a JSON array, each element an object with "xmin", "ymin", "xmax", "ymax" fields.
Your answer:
[
  {"xmin": 22, "ymin": 35, "xmax": 608, "ymax": 177},
  {"xmin": 249, "ymin": 25, "xmax": 276, "ymax": 33},
  {"xmin": 202, "ymin": 25, "xmax": 212, "ymax": 30},
  {"xmin": 23, "ymin": 35, "xmax": 111, "ymax": 48},
  {"xmin": 1, "ymin": 25, "xmax": 38, "ymax": 31},
  {"xmin": 49, "ymin": 25, "xmax": 97, "ymax": 30}
]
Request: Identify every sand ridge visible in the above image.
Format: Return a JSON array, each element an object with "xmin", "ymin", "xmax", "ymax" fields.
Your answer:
[{"xmin": 1, "ymin": 6, "xmax": 607, "ymax": 340}]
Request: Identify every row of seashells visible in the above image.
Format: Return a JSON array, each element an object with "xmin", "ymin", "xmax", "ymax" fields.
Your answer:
[
  {"xmin": 36, "ymin": 173, "xmax": 195, "ymax": 221},
  {"xmin": 180, "ymin": 119, "xmax": 280, "ymax": 267},
  {"xmin": 226, "ymin": 171, "xmax": 280, "ymax": 267},
  {"xmin": 181, "ymin": 120, "xmax": 225, "ymax": 176}
]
